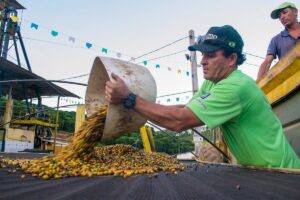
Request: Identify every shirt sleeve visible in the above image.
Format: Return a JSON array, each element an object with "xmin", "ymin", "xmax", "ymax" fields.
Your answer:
[
  {"xmin": 187, "ymin": 83, "xmax": 242, "ymax": 129},
  {"xmin": 267, "ymin": 37, "xmax": 278, "ymax": 59}
]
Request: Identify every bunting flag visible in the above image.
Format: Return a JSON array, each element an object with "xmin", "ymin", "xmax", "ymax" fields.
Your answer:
[
  {"xmin": 68, "ymin": 36, "xmax": 75, "ymax": 42},
  {"xmin": 176, "ymin": 97, "xmax": 180, "ymax": 102},
  {"xmin": 116, "ymin": 52, "xmax": 122, "ymax": 58},
  {"xmin": 102, "ymin": 48, "xmax": 108, "ymax": 54},
  {"xmin": 25, "ymin": 20, "xmax": 192, "ymax": 78},
  {"xmin": 10, "ymin": 16, "xmax": 18, "ymax": 22},
  {"xmin": 51, "ymin": 30, "xmax": 58, "ymax": 37},
  {"xmin": 167, "ymin": 98, "xmax": 170, "ymax": 102},
  {"xmin": 30, "ymin": 23, "xmax": 39, "ymax": 30},
  {"xmin": 86, "ymin": 42, "xmax": 92, "ymax": 49}
]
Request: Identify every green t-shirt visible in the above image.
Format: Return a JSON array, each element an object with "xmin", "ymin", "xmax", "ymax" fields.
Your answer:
[{"xmin": 187, "ymin": 69, "xmax": 300, "ymax": 169}]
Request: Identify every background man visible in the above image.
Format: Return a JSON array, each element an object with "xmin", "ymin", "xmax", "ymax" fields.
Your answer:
[
  {"xmin": 257, "ymin": 2, "xmax": 300, "ymax": 80},
  {"xmin": 105, "ymin": 25, "xmax": 300, "ymax": 169}
]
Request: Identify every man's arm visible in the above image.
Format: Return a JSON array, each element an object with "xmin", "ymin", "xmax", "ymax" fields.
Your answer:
[
  {"xmin": 105, "ymin": 73, "xmax": 204, "ymax": 132},
  {"xmin": 256, "ymin": 55, "xmax": 274, "ymax": 81},
  {"xmin": 134, "ymin": 96, "xmax": 203, "ymax": 132}
]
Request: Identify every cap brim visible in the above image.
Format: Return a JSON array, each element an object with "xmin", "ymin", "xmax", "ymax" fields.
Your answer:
[
  {"xmin": 271, "ymin": 8, "xmax": 281, "ymax": 19},
  {"xmin": 188, "ymin": 43, "xmax": 220, "ymax": 53}
]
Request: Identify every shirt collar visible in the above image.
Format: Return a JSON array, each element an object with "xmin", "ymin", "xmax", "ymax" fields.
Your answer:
[
  {"xmin": 280, "ymin": 28, "xmax": 289, "ymax": 37},
  {"xmin": 281, "ymin": 23, "xmax": 300, "ymax": 37}
]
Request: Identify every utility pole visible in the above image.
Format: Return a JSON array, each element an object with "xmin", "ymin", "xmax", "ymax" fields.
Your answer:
[
  {"xmin": 188, "ymin": 30, "xmax": 198, "ymax": 94},
  {"xmin": 189, "ymin": 30, "xmax": 203, "ymax": 157}
]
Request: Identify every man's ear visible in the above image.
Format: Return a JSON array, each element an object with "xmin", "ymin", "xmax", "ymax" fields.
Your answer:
[
  {"xmin": 229, "ymin": 53, "xmax": 238, "ymax": 67},
  {"xmin": 293, "ymin": 8, "xmax": 298, "ymax": 17}
]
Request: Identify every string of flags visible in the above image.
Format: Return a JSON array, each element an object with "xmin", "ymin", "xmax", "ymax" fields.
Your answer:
[
  {"xmin": 60, "ymin": 90, "xmax": 193, "ymax": 106},
  {"xmin": 27, "ymin": 21, "xmax": 122, "ymax": 58},
  {"xmin": 60, "ymin": 97, "xmax": 83, "ymax": 105},
  {"xmin": 24, "ymin": 20, "xmax": 191, "ymax": 77},
  {"xmin": 156, "ymin": 95, "xmax": 191, "ymax": 104},
  {"xmin": 59, "ymin": 95, "xmax": 191, "ymax": 106}
]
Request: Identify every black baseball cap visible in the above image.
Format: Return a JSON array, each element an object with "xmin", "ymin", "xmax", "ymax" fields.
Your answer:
[{"xmin": 188, "ymin": 25, "xmax": 244, "ymax": 53}]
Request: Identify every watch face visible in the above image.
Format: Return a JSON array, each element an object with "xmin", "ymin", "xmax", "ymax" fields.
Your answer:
[
  {"xmin": 123, "ymin": 93, "xmax": 136, "ymax": 109},
  {"xmin": 124, "ymin": 99, "xmax": 134, "ymax": 108}
]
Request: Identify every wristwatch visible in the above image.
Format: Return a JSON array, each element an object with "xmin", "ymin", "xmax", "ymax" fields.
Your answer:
[{"xmin": 122, "ymin": 93, "xmax": 137, "ymax": 109}]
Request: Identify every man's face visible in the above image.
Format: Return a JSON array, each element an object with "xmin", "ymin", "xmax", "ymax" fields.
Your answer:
[
  {"xmin": 279, "ymin": 8, "xmax": 298, "ymax": 27},
  {"xmin": 200, "ymin": 50, "xmax": 234, "ymax": 83}
]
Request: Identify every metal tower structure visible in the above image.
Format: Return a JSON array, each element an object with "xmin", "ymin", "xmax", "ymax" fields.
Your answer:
[{"xmin": 0, "ymin": 0, "xmax": 30, "ymax": 71}]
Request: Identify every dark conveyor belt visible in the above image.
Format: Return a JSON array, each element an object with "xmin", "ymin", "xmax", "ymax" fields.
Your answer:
[{"xmin": 0, "ymin": 153, "xmax": 299, "ymax": 200}]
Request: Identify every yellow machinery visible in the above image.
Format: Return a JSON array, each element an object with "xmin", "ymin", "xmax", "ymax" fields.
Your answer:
[
  {"xmin": 140, "ymin": 125, "xmax": 155, "ymax": 152},
  {"xmin": 1, "ymin": 95, "xmax": 59, "ymax": 152},
  {"xmin": 258, "ymin": 43, "xmax": 300, "ymax": 157}
]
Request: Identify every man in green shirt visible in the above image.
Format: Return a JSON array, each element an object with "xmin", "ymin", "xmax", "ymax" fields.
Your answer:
[{"xmin": 105, "ymin": 25, "xmax": 300, "ymax": 169}]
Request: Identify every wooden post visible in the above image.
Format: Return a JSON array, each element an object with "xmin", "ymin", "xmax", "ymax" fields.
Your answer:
[
  {"xmin": 189, "ymin": 30, "xmax": 199, "ymax": 95},
  {"xmin": 53, "ymin": 96, "xmax": 60, "ymax": 154}
]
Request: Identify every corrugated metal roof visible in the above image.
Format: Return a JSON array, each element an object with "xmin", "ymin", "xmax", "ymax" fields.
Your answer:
[
  {"xmin": 0, "ymin": 58, "xmax": 80, "ymax": 100},
  {"xmin": 0, "ymin": 0, "xmax": 25, "ymax": 10},
  {"xmin": 0, "ymin": 153, "xmax": 299, "ymax": 200}
]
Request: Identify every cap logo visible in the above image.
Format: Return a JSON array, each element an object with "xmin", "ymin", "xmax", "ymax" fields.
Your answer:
[
  {"xmin": 205, "ymin": 34, "xmax": 218, "ymax": 40},
  {"xmin": 228, "ymin": 41, "xmax": 236, "ymax": 48}
]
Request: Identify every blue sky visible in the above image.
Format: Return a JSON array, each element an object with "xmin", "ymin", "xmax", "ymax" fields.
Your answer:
[{"xmin": 13, "ymin": 0, "xmax": 299, "ymax": 109}]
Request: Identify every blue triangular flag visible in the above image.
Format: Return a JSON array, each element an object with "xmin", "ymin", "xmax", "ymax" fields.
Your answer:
[
  {"xmin": 86, "ymin": 42, "xmax": 92, "ymax": 49},
  {"xmin": 30, "ymin": 23, "xmax": 38, "ymax": 30}
]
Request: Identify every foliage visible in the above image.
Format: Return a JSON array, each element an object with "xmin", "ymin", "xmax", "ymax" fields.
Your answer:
[{"xmin": 102, "ymin": 129, "xmax": 194, "ymax": 155}]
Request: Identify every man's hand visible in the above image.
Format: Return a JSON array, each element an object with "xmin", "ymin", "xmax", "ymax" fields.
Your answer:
[
  {"xmin": 256, "ymin": 55, "xmax": 274, "ymax": 81},
  {"xmin": 105, "ymin": 73, "xmax": 131, "ymax": 104}
]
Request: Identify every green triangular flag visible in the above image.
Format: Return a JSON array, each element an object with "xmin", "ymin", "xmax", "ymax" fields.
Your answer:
[
  {"xmin": 102, "ymin": 48, "xmax": 108, "ymax": 54},
  {"xmin": 51, "ymin": 30, "xmax": 58, "ymax": 37}
]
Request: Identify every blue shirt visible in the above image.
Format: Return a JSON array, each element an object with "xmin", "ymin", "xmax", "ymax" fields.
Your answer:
[{"xmin": 267, "ymin": 28, "xmax": 300, "ymax": 59}]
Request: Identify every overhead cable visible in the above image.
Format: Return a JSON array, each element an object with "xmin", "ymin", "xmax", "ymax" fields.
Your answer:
[
  {"xmin": 129, "ymin": 36, "xmax": 188, "ymax": 62},
  {"xmin": 157, "ymin": 90, "xmax": 192, "ymax": 98},
  {"xmin": 59, "ymin": 73, "xmax": 89, "ymax": 81},
  {"xmin": 138, "ymin": 49, "xmax": 187, "ymax": 64}
]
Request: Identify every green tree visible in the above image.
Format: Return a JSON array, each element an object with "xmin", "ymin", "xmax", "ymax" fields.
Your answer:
[{"xmin": 102, "ymin": 129, "xmax": 194, "ymax": 155}]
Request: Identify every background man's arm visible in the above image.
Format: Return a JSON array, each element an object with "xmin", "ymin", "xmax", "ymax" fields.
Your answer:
[{"xmin": 256, "ymin": 55, "xmax": 274, "ymax": 81}]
